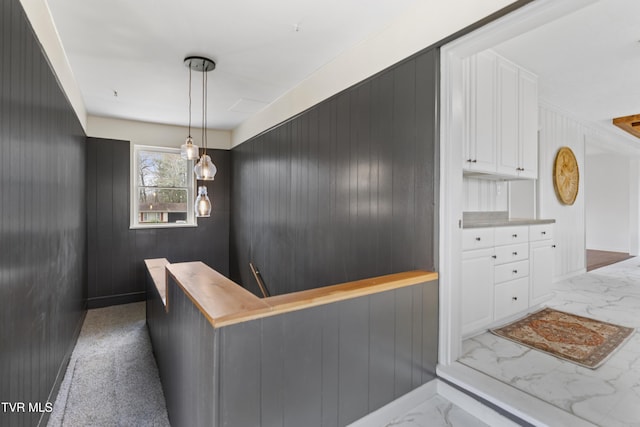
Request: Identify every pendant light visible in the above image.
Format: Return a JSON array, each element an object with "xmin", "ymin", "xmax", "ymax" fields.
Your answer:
[
  {"xmin": 184, "ymin": 56, "xmax": 217, "ymax": 218},
  {"xmin": 187, "ymin": 56, "xmax": 217, "ymax": 181},
  {"xmin": 180, "ymin": 62, "xmax": 199, "ymax": 160},
  {"xmin": 195, "ymin": 185, "xmax": 212, "ymax": 218}
]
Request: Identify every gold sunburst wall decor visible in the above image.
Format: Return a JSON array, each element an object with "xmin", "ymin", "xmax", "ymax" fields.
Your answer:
[{"xmin": 553, "ymin": 146, "xmax": 579, "ymax": 205}]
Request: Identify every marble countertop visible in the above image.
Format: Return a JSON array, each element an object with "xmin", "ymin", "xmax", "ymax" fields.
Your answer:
[
  {"xmin": 463, "ymin": 217, "xmax": 556, "ymax": 229},
  {"xmin": 462, "ymin": 211, "xmax": 555, "ymax": 229}
]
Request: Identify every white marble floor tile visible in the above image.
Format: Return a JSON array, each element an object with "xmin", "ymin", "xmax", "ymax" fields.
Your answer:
[
  {"xmin": 350, "ymin": 380, "xmax": 516, "ymax": 427},
  {"xmin": 384, "ymin": 395, "xmax": 489, "ymax": 427},
  {"xmin": 459, "ymin": 257, "xmax": 640, "ymax": 426}
]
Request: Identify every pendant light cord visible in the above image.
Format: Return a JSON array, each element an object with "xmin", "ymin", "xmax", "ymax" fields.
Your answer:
[
  {"xmin": 201, "ymin": 65, "xmax": 208, "ymax": 156},
  {"xmin": 188, "ymin": 66, "xmax": 192, "ymax": 139}
]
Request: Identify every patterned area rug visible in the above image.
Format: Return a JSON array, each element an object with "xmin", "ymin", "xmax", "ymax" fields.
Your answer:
[{"xmin": 491, "ymin": 308, "xmax": 635, "ymax": 369}]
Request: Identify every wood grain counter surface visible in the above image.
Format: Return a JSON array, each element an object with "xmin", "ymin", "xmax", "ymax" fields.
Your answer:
[{"xmin": 164, "ymin": 261, "xmax": 438, "ymax": 328}]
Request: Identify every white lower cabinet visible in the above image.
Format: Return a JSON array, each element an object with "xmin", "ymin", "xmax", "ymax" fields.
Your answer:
[
  {"xmin": 494, "ymin": 277, "xmax": 529, "ymax": 319},
  {"xmin": 461, "ymin": 224, "xmax": 554, "ymax": 337},
  {"xmin": 529, "ymin": 224, "xmax": 556, "ymax": 306},
  {"xmin": 461, "ymin": 248, "xmax": 494, "ymax": 336}
]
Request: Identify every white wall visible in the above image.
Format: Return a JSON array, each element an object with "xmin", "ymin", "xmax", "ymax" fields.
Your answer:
[
  {"xmin": 462, "ymin": 178, "xmax": 508, "ymax": 212},
  {"xmin": 538, "ymin": 105, "xmax": 587, "ymax": 280},
  {"xmin": 509, "ymin": 180, "xmax": 536, "ymax": 218},
  {"xmin": 630, "ymin": 159, "xmax": 640, "ymax": 256},
  {"xmin": 585, "ymin": 153, "xmax": 630, "ymax": 252},
  {"xmin": 87, "ymin": 116, "xmax": 231, "ymax": 150}
]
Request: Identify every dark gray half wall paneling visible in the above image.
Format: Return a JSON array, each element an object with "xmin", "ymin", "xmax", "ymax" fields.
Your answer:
[
  {"xmin": 0, "ymin": 1, "xmax": 87, "ymax": 426},
  {"xmin": 156, "ymin": 275, "xmax": 217, "ymax": 427},
  {"xmin": 230, "ymin": 47, "xmax": 438, "ymax": 296},
  {"xmin": 86, "ymin": 139, "xmax": 230, "ymax": 308},
  {"xmin": 218, "ymin": 280, "xmax": 438, "ymax": 427}
]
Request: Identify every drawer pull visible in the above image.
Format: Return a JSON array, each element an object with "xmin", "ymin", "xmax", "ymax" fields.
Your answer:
[
  {"xmin": 467, "ymin": 159, "xmax": 473, "ymax": 163},
  {"xmin": 512, "ymin": 296, "xmax": 518, "ymax": 301},
  {"xmin": 472, "ymin": 159, "xmax": 477, "ymax": 163},
  {"xmin": 475, "ymin": 237, "xmax": 481, "ymax": 241},
  {"xmin": 552, "ymin": 245, "xmax": 556, "ymax": 248},
  {"xmin": 512, "ymin": 269, "xmax": 518, "ymax": 274},
  {"xmin": 512, "ymin": 234, "xmax": 518, "ymax": 238},
  {"xmin": 491, "ymin": 255, "xmax": 497, "ymax": 259},
  {"xmin": 512, "ymin": 251, "xmax": 518, "ymax": 256},
  {"xmin": 541, "ymin": 231, "xmax": 546, "ymax": 235}
]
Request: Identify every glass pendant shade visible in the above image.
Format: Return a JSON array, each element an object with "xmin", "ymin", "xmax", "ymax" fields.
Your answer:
[
  {"xmin": 195, "ymin": 185, "xmax": 212, "ymax": 217},
  {"xmin": 194, "ymin": 154, "xmax": 217, "ymax": 180},
  {"xmin": 180, "ymin": 136, "xmax": 199, "ymax": 160}
]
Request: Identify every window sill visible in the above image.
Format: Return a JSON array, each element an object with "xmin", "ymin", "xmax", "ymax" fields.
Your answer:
[{"xmin": 130, "ymin": 223, "xmax": 198, "ymax": 230}]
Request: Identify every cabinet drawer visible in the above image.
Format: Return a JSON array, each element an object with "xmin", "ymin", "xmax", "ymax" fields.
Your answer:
[
  {"xmin": 494, "ymin": 278, "xmax": 529, "ymax": 320},
  {"xmin": 493, "ymin": 243, "xmax": 528, "ymax": 265},
  {"xmin": 462, "ymin": 228, "xmax": 494, "ymax": 250},
  {"xmin": 494, "ymin": 226, "xmax": 528, "ymax": 246},
  {"xmin": 529, "ymin": 224, "xmax": 554, "ymax": 242},
  {"xmin": 495, "ymin": 259, "xmax": 529, "ymax": 284}
]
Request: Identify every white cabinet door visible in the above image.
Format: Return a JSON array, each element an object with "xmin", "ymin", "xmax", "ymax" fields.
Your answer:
[
  {"xmin": 530, "ymin": 239, "xmax": 555, "ymax": 306},
  {"xmin": 496, "ymin": 58, "xmax": 520, "ymax": 176},
  {"xmin": 494, "ymin": 278, "xmax": 529, "ymax": 320},
  {"xmin": 529, "ymin": 223, "xmax": 553, "ymax": 242},
  {"xmin": 462, "ymin": 228, "xmax": 494, "ymax": 251},
  {"xmin": 461, "ymin": 248, "xmax": 494, "ymax": 336},
  {"xmin": 518, "ymin": 68, "xmax": 539, "ymax": 179},
  {"xmin": 465, "ymin": 51, "xmax": 497, "ymax": 174}
]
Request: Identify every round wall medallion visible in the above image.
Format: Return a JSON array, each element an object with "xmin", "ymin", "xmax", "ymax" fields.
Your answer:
[{"xmin": 553, "ymin": 146, "xmax": 579, "ymax": 205}]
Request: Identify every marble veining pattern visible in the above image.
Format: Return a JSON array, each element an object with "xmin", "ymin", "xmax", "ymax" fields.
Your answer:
[
  {"xmin": 459, "ymin": 257, "xmax": 640, "ymax": 426},
  {"xmin": 384, "ymin": 395, "xmax": 489, "ymax": 427}
]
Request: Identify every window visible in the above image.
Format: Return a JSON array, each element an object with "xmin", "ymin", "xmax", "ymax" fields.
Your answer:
[{"xmin": 131, "ymin": 145, "xmax": 195, "ymax": 228}]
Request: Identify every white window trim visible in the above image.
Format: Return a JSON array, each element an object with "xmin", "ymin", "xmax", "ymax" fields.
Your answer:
[{"xmin": 130, "ymin": 144, "xmax": 197, "ymax": 229}]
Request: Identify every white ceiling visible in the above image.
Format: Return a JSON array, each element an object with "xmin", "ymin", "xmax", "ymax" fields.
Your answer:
[
  {"xmin": 46, "ymin": 0, "xmax": 640, "ymax": 153},
  {"xmin": 493, "ymin": 0, "xmax": 640, "ymax": 153},
  {"xmin": 45, "ymin": 0, "xmax": 419, "ymax": 130}
]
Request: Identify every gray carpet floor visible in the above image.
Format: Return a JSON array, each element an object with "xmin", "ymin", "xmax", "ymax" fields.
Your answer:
[{"xmin": 47, "ymin": 302, "xmax": 171, "ymax": 427}]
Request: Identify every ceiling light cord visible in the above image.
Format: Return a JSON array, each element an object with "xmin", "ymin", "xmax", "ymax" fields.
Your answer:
[
  {"xmin": 201, "ymin": 62, "xmax": 207, "ymax": 155},
  {"xmin": 188, "ymin": 66, "xmax": 192, "ymax": 139}
]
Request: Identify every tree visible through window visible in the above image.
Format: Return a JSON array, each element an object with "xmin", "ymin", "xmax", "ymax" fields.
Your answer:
[{"xmin": 131, "ymin": 145, "xmax": 195, "ymax": 227}]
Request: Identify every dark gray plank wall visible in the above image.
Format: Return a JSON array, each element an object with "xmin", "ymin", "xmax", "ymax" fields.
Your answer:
[
  {"xmin": 218, "ymin": 280, "xmax": 438, "ymax": 427},
  {"xmin": 0, "ymin": 1, "xmax": 87, "ymax": 425},
  {"xmin": 159, "ymin": 275, "xmax": 218, "ymax": 427},
  {"xmin": 145, "ymin": 271, "xmax": 169, "ymax": 386},
  {"xmin": 230, "ymin": 48, "xmax": 438, "ymax": 297},
  {"xmin": 86, "ymin": 139, "xmax": 230, "ymax": 307}
]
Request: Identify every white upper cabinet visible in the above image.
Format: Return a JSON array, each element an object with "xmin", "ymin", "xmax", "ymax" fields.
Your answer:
[
  {"xmin": 496, "ymin": 58, "xmax": 519, "ymax": 176},
  {"xmin": 464, "ymin": 50, "xmax": 538, "ymax": 179},
  {"xmin": 463, "ymin": 51, "xmax": 497, "ymax": 174},
  {"xmin": 518, "ymin": 68, "xmax": 539, "ymax": 178}
]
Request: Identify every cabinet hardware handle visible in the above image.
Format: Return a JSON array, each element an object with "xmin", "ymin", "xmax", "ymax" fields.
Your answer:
[
  {"xmin": 491, "ymin": 255, "xmax": 497, "ymax": 259},
  {"xmin": 541, "ymin": 231, "xmax": 546, "ymax": 235},
  {"xmin": 467, "ymin": 159, "xmax": 473, "ymax": 163},
  {"xmin": 475, "ymin": 237, "xmax": 481, "ymax": 241},
  {"xmin": 512, "ymin": 296, "xmax": 518, "ymax": 301},
  {"xmin": 512, "ymin": 270, "xmax": 518, "ymax": 274},
  {"xmin": 472, "ymin": 159, "xmax": 477, "ymax": 163},
  {"xmin": 552, "ymin": 245, "xmax": 556, "ymax": 248},
  {"xmin": 512, "ymin": 234, "xmax": 518, "ymax": 238},
  {"xmin": 512, "ymin": 252, "xmax": 518, "ymax": 256}
]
